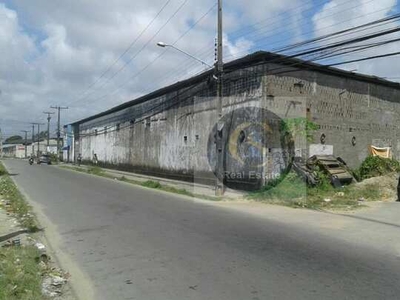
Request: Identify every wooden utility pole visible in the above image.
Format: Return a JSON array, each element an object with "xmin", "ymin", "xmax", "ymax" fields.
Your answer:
[
  {"xmin": 31, "ymin": 122, "xmax": 45, "ymax": 157},
  {"xmin": 50, "ymin": 106, "xmax": 68, "ymax": 160},
  {"xmin": 43, "ymin": 111, "xmax": 55, "ymax": 150},
  {"xmin": 31, "ymin": 124, "xmax": 35, "ymax": 156},
  {"xmin": 215, "ymin": 0, "xmax": 224, "ymax": 196},
  {"xmin": 21, "ymin": 130, "xmax": 29, "ymax": 158},
  {"xmin": 0, "ymin": 127, "xmax": 2, "ymax": 158}
]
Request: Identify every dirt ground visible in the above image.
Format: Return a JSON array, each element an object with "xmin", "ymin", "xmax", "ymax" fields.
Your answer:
[{"xmin": 354, "ymin": 173, "xmax": 398, "ymax": 202}]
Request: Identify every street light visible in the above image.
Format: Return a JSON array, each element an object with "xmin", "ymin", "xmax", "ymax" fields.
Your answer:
[{"xmin": 157, "ymin": 42, "xmax": 214, "ymax": 69}]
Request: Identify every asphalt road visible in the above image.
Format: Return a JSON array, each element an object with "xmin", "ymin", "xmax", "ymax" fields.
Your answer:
[{"xmin": 4, "ymin": 159, "xmax": 400, "ymax": 300}]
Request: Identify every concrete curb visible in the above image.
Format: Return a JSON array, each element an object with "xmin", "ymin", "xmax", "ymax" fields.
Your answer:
[{"xmin": 60, "ymin": 163, "xmax": 245, "ymax": 200}]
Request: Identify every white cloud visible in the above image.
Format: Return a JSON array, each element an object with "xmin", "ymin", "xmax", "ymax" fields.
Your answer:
[
  {"xmin": 312, "ymin": 0, "xmax": 400, "ymax": 78},
  {"xmin": 2, "ymin": 0, "xmax": 398, "ymax": 137}
]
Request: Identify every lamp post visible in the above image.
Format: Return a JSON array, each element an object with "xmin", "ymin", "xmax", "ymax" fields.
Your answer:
[
  {"xmin": 156, "ymin": 1, "xmax": 225, "ymax": 196},
  {"xmin": 156, "ymin": 42, "xmax": 214, "ymax": 69}
]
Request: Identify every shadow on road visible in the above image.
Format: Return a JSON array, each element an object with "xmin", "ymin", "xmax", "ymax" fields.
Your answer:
[{"xmin": 326, "ymin": 210, "xmax": 400, "ymax": 229}]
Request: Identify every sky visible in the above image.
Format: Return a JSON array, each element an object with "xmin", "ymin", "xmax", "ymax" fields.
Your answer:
[{"xmin": 1, "ymin": 0, "xmax": 400, "ymax": 138}]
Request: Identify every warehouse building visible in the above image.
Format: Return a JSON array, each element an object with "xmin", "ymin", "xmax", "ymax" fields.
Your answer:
[{"xmin": 64, "ymin": 51, "xmax": 400, "ymax": 190}]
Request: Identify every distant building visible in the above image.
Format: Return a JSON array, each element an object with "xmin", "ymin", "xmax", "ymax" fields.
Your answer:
[
  {"xmin": 1, "ymin": 139, "xmax": 59, "ymax": 158},
  {"xmin": 64, "ymin": 51, "xmax": 400, "ymax": 190}
]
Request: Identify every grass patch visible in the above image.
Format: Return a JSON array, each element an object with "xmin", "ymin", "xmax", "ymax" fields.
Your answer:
[
  {"xmin": 249, "ymin": 171, "xmax": 382, "ymax": 211},
  {"xmin": 141, "ymin": 180, "xmax": 162, "ymax": 189},
  {"xmin": 61, "ymin": 165, "xmax": 106, "ymax": 177},
  {"xmin": 87, "ymin": 166, "xmax": 105, "ymax": 176},
  {"xmin": 249, "ymin": 172, "xmax": 306, "ymax": 201},
  {"xmin": 0, "ymin": 163, "xmax": 8, "ymax": 176},
  {"xmin": 59, "ymin": 165, "xmax": 86, "ymax": 173},
  {"xmin": 0, "ymin": 163, "xmax": 39, "ymax": 232},
  {"xmin": 0, "ymin": 246, "xmax": 43, "ymax": 300}
]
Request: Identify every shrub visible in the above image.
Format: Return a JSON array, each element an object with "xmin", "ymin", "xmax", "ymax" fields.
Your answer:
[{"xmin": 356, "ymin": 156, "xmax": 400, "ymax": 180}]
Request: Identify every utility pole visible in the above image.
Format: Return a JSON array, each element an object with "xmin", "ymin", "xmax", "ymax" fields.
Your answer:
[
  {"xmin": 21, "ymin": 130, "xmax": 29, "ymax": 158},
  {"xmin": 50, "ymin": 106, "xmax": 68, "ymax": 160},
  {"xmin": 31, "ymin": 124, "xmax": 35, "ymax": 157},
  {"xmin": 31, "ymin": 122, "xmax": 45, "ymax": 158},
  {"xmin": 43, "ymin": 111, "xmax": 55, "ymax": 151},
  {"xmin": 215, "ymin": 0, "xmax": 224, "ymax": 196},
  {"xmin": 0, "ymin": 127, "xmax": 2, "ymax": 158}
]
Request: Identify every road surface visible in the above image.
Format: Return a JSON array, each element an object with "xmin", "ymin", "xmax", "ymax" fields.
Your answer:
[{"xmin": 3, "ymin": 159, "xmax": 400, "ymax": 300}]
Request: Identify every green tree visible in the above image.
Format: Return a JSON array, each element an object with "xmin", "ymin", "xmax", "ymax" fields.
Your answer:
[{"xmin": 5, "ymin": 135, "xmax": 23, "ymax": 144}]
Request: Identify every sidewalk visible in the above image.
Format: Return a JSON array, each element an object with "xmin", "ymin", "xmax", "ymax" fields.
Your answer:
[{"xmin": 60, "ymin": 163, "xmax": 246, "ymax": 200}]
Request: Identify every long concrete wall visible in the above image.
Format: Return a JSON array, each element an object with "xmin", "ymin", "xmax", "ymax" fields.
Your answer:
[{"xmin": 71, "ymin": 59, "xmax": 400, "ymax": 189}]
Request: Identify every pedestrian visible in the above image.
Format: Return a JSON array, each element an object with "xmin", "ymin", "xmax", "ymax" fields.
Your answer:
[
  {"xmin": 77, "ymin": 154, "xmax": 82, "ymax": 166},
  {"xmin": 93, "ymin": 153, "xmax": 98, "ymax": 165}
]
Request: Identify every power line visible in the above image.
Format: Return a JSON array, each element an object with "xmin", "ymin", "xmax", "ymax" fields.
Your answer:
[
  {"xmin": 72, "ymin": 0, "xmax": 378, "ymax": 112},
  {"xmin": 81, "ymin": 14, "xmax": 400, "ymax": 119},
  {"xmin": 228, "ymin": 0, "xmax": 318, "ymax": 37},
  {"xmin": 143, "ymin": 4, "xmax": 398, "ymax": 94},
  {"xmin": 75, "ymin": 3, "xmax": 217, "ymax": 109},
  {"xmin": 72, "ymin": 0, "xmax": 173, "ymax": 102},
  {"xmin": 224, "ymin": 6, "xmax": 400, "ymax": 61},
  {"xmin": 73, "ymin": 9, "xmax": 398, "ymax": 126},
  {"xmin": 68, "ymin": 0, "xmax": 191, "ymax": 107},
  {"xmin": 327, "ymin": 51, "xmax": 400, "ymax": 66},
  {"xmin": 230, "ymin": 0, "xmax": 376, "ymax": 41}
]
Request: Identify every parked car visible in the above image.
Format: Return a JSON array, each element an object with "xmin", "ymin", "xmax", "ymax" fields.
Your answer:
[{"xmin": 38, "ymin": 154, "xmax": 52, "ymax": 165}]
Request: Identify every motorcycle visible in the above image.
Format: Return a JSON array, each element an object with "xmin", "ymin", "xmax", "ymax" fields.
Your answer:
[{"xmin": 29, "ymin": 157, "xmax": 34, "ymax": 165}]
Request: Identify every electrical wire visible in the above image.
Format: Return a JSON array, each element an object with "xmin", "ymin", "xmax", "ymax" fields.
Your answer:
[
  {"xmin": 67, "ymin": 0, "xmax": 190, "ymax": 107},
  {"xmin": 75, "ymin": 3, "xmax": 217, "ymax": 109},
  {"xmin": 72, "ymin": 0, "xmax": 174, "ymax": 101}
]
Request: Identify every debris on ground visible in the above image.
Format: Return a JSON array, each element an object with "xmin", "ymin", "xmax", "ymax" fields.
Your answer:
[
  {"xmin": 42, "ymin": 270, "xmax": 70, "ymax": 298},
  {"xmin": 307, "ymin": 155, "xmax": 355, "ymax": 186},
  {"xmin": 353, "ymin": 173, "xmax": 397, "ymax": 202},
  {"xmin": 293, "ymin": 155, "xmax": 355, "ymax": 188},
  {"xmin": 0, "ymin": 162, "xmax": 70, "ymax": 299}
]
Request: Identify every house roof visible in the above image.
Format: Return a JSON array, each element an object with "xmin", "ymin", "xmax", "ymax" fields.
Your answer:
[{"xmin": 69, "ymin": 51, "xmax": 400, "ymax": 126}]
